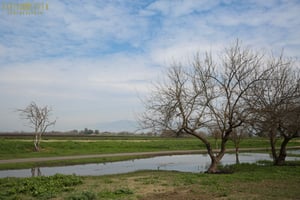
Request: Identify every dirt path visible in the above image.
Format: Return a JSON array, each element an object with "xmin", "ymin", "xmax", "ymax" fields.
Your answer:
[{"xmin": 1, "ymin": 146, "xmax": 299, "ymax": 164}]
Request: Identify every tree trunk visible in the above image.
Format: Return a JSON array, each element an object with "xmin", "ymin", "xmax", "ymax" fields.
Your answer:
[
  {"xmin": 34, "ymin": 133, "xmax": 41, "ymax": 152},
  {"xmin": 269, "ymin": 132, "xmax": 278, "ymax": 163},
  {"xmin": 206, "ymin": 144, "xmax": 226, "ymax": 173},
  {"xmin": 235, "ymin": 146, "xmax": 240, "ymax": 164},
  {"xmin": 187, "ymin": 131, "xmax": 228, "ymax": 173},
  {"xmin": 207, "ymin": 157, "xmax": 219, "ymax": 173},
  {"xmin": 206, "ymin": 132, "xmax": 229, "ymax": 173},
  {"xmin": 205, "ymin": 143, "xmax": 220, "ymax": 173},
  {"xmin": 274, "ymin": 137, "xmax": 290, "ymax": 166}
]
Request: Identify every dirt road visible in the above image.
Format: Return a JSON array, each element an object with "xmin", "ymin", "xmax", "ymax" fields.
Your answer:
[{"xmin": 1, "ymin": 146, "xmax": 299, "ymax": 164}]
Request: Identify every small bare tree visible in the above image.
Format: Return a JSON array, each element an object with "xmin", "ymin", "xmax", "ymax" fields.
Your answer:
[
  {"xmin": 230, "ymin": 127, "xmax": 248, "ymax": 164},
  {"xmin": 140, "ymin": 41, "xmax": 269, "ymax": 173},
  {"xmin": 246, "ymin": 55, "xmax": 300, "ymax": 165},
  {"xmin": 18, "ymin": 102, "xmax": 56, "ymax": 152}
]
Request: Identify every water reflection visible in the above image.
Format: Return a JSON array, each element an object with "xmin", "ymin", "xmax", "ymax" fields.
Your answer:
[
  {"xmin": 1, "ymin": 152, "xmax": 299, "ymax": 178},
  {"xmin": 31, "ymin": 167, "xmax": 41, "ymax": 177}
]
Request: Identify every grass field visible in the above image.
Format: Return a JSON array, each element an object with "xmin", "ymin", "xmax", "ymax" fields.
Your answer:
[
  {"xmin": 1, "ymin": 161, "xmax": 299, "ymax": 199},
  {"xmin": 1, "ymin": 136, "xmax": 299, "ymax": 160}
]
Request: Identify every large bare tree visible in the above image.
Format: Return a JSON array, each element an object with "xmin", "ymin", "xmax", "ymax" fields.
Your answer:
[
  {"xmin": 246, "ymin": 55, "xmax": 300, "ymax": 165},
  {"xmin": 140, "ymin": 41, "xmax": 269, "ymax": 173},
  {"xmin": 18, "ymin": 102, "xmax": 56, "ymax": 151},
  {"xmin": 192, "ymin": 41, "xmax": 269, "ymax": 172}
]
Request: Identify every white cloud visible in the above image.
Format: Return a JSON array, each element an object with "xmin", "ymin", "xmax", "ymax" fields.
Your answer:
[
  {"xmin": 47, "ymin": 1, "xmax": 149, "ymax": 45},
  {"xmin": 0, "ymin": 53, "xmax": 158, "ymax": 98},
  {"xmin": 0, "ymin": 0, "xmax": 299, "ymax": 131},
  {"xmin": 146, "ymin": 0, "xmax": 218, "ymax": 17}
]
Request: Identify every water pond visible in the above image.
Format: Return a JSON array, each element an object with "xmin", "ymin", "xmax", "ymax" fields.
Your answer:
[{"xmin": 1, "ymin": 152, "xmax": 299, "ymax": 178}]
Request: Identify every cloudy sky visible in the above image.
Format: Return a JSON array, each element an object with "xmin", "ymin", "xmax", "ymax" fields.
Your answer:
[{"xmin": 0, "ymin": 0, "xmax": 299, "ymax": 132}]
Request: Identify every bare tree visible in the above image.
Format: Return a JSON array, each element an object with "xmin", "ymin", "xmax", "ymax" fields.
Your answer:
[
  {"xmin": 18, "ymin": 102, "xmax": 56, "ymax": 151},
  {"xmin": 247, "ymin": 55, "xmax": 300, "ymax": 165},
  {"xmin": 193, "ymin": 41, "xmax": 270, "ymax": 172},
  {"xmin": 140, "ymin": 41, "xmax": 269, "ymax": 173}
]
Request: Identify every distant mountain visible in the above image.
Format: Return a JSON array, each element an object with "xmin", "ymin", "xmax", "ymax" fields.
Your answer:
[{"xmin": 94, "ymin": 120, "xmax": 139, "ymax": 133}]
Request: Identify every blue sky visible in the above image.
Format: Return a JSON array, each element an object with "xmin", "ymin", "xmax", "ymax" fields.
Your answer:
[{"xmin": 0, "ymin": 0, "xmax": 299, "ymax": 131}]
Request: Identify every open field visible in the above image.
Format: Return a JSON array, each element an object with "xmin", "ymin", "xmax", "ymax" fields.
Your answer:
[
  {"xmin": 1, "ymin": 161, "xmax": 300, "ymax": 200},
  {"xmin": 1, "ymin": 136, "xmax": 300, "ymax": 160},
  {"xmin": 0, "ymin": 137, "xmax": 206, "ymax": 159}
]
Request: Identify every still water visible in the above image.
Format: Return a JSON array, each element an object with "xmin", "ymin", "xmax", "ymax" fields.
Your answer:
[{"xmin": 1, "ymin": 152, "xmax": 299, "ymax": 178}]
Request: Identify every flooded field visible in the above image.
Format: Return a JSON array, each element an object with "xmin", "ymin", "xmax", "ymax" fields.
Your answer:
[{"xmin": 1, "ymin": 151, "xmax": 299, "ymax": 178}]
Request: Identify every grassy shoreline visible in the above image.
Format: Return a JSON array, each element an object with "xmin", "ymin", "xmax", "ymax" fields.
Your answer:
[
  {"xmin": 0, "ymin": 147, "xmax": 299, "ymax": 170},
  {"xmin": 0, "ymin": 137, "xmax": 299, "ymax": 170},
  {"xmin": 1, "ymin": 161, "xmax": 300, "ymax": 199}
]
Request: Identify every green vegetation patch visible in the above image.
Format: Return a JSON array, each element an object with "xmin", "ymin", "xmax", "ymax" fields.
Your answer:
[
  {"xmin": 66, "ymin": 190, "xmax": 97, "ymax": 200},
  {"xmin": 0, "ymin": 174, "xmax": 82, "ymax": 200},
  {"xmin": 97, "ymin": 188, "xmax": 134, "ymax": 199}
]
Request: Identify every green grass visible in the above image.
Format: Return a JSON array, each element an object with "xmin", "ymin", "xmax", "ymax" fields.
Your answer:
[
  {"xmin": 1, "ymin": 162, "xmax": 299, "ymax": 199},
  {"xmin": 2, "ymin": 137, "xmax": 298, "ymax": 160},
  {"xmin": 0, "ymin": 138, "xmax": 203, "ymax": 159}
]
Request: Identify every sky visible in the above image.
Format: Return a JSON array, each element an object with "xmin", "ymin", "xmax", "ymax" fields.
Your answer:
[{"xmin": 0, "ymin": 0, "xmax": 299, "ymax": 132}]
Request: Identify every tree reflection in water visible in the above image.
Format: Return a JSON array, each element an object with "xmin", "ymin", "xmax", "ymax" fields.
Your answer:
[{"xmin": 31, "ymin": 167, "xmax": 41, "ymax": 177}]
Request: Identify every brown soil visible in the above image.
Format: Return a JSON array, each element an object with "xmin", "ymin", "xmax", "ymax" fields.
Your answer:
[{"xmin": 139, "ymin": 188, "xmax": 212, "ymax": 200}]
